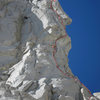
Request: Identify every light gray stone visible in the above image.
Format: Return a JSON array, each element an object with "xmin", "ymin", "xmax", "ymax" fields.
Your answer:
[
  {"xmin": 0, "ymin": 0, "xmax": 99, "ymax": 100},
  {"xmin": 93, "ymin": 93, "xmax": 100, "ymax": 100}
]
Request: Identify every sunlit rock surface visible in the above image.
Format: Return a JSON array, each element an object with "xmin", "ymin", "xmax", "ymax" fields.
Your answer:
[
  {"xmin": 94, "ymin": 93, "xmax": 100, "ymax": 99},
  {"xmin": 0, "ymin": 0, "xmax": 99, "ymax": 100}
]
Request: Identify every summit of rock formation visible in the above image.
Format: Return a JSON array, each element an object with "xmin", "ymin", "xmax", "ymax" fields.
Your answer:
[{"xmin": 0, "ymin": 0, "xmax": 99, "ymax": 100}]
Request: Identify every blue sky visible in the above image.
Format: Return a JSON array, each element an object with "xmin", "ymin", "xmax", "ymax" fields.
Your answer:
[{"xmin": 59, "ymin": 0, "xmax": 100, "ymax": 93}]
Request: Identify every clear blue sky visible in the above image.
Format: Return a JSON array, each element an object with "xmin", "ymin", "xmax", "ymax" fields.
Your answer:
[{"xmin": 59, "ymin": 0, "xmax": 100, "ymax": 93}]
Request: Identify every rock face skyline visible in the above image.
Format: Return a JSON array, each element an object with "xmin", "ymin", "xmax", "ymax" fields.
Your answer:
[{"xmin": 0, "ymin": 0, "xmax": 99, "ymax": 100}]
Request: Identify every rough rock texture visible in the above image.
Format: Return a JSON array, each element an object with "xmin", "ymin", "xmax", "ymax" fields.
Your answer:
[{"xmin": 0, "ymin": 0, "xmax": 99, "ymax": 100}]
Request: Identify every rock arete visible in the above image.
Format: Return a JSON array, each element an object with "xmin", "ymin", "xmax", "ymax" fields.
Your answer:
[{"xmin": 0, "ymin": 0, "xmax": 99, "ymax": 100}]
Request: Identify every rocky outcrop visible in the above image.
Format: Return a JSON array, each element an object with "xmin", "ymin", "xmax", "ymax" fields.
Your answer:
[
  {"xmin": 0, "ymin": 0, "xmax": 99, "ymax": 100},
  {"xmin": 94, "ymin": 93, "xmax": 100, "ymax": 99}
]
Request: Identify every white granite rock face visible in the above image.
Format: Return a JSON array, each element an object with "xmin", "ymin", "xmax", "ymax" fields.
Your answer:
[
  {"xmin": 0, "ymin": 0, "xmax": 99, "ymax": 100},
  {"xmin": 93, "ymin": 93, "xmax": 100, "ymax": 99}
]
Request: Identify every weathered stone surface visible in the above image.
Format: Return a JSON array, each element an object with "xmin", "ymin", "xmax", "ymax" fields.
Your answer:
[{"xmin": 0, "ymin": 0, "xmax": 99, "ymax": 100}]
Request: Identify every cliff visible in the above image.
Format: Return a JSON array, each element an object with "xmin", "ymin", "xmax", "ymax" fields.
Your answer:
[{"xmin": 0, "ymin": 0, "xmax": 99, "ymax": 100}]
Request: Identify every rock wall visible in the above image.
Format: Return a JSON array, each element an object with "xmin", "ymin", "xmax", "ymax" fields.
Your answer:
[{"xmin": 0, "ymin": 0, "xmax": 99, "ymax": 100}]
